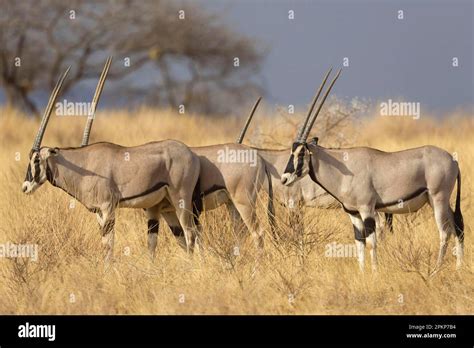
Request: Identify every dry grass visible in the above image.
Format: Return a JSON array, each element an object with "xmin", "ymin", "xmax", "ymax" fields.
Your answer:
[{"xmin": 0, "ymin": 106, "xmax": 472, "ymax": 314}]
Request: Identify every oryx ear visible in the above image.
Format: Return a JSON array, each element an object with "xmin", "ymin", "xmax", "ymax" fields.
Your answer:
[
  {"xmin": 40, "ymin": 147, "xmax": 59, "ymax": 159},
  {"xmin": 49, "ymin": 148, "xmax": 59, "ymax": 156},
  {"xmin": 309, "ymin": 137, "xmax": 319, "ymax": 145}
]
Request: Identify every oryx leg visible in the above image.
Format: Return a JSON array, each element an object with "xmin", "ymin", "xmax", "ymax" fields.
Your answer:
[
  {"xmin": 147, "ymin": 219, "xmax": 159, "ymax": 258},
  {"xmin": 374, "ymin": 213, "xmax": 386, "ymax": 241},
  {"xmin": 385, "ymin": 213, "xmax": 394, "ymax": 233},
  {"xmin": 175, "ymin": 209, "xmax": 197, "ymax": 253},
  {"xmin": 144, "ymin": 206, "xmax": 161, "ymax": 259},
  {"xmin": 359, "ymin": 209, "xmax": 378, "ymax": 271},
  {"xmin": 225, "ymin": 201, "xmax": 247, "ymax": 245},
  {"xmin": 431, "ymin": 195, "xmax": 454, "ymax": 269},
  {"xmin": 233, "ymin": 200, "xmax": 264, "ymax": 250},
  {"xmin": 168, "ymin": 190, "xmax": 200, "ymax": 254},
  {"xmin": 96, "ymin": 207, "xmax": 115, "ymax": 265},
  {"xmin": 161, "ymin": 211, "xmax": 187, "ymax": 250},
  {"xmin": 454, "ymin": 226, "xmax": 464, "ymax": 270},
  {"xmin": 348, "ymin": 213, "xmax": 365, "ymax": 271}
]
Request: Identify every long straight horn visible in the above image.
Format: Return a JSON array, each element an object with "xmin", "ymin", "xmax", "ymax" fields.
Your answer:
[
  {"xmin": 236, "ymin": 96, "xmax": 262, "ymax": 144},
  {"xmin": 81, "ymin": 56, "xmax": 112, "ymax": 146},
  {"xmin": 302, "ymin": 68, "xmax": 342, "ymax": 141},
  {"xmin": 32, "ymin": 66, "xmax": 71, "ymax": 151},
  {"xmin": 296, "ymin": 67, "xmax": 333, "ymax": 142}
]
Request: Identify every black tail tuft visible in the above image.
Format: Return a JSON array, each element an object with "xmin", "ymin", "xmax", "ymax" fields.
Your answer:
[
  {"xmin": 454, "ymin": 171, "xmax": 464, "ymax": 242},
  {"xmin": 192, "ymin": 177, "xmax": 203, "ymax": 227}
]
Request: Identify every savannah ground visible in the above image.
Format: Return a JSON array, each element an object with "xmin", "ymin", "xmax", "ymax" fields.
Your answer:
[{"xmin": 0, "ymin": 106, "xmax": 472, "ymax": 314}]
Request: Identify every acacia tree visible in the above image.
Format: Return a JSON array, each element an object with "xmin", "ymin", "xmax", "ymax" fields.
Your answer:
[{"xmin": 0, "ymin": 0, "xmax": 265, "ymax": 116}]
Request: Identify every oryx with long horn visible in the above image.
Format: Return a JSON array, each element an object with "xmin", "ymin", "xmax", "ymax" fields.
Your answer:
[
  {"xmin": 22, "ymin": 61, "xmax": 202, "ymax": 263},
  {"xmin": 280, "ymin": 68, "xmax": 464, "ymax": 271},
  {"xmin": 236, "ymin": 71, "xmax": 393, "ymax": 237}
]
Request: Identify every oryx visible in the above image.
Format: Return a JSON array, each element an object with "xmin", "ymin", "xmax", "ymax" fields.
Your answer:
[
  {"xmin": 280, "ymin": 68, "xmax": 464, "ymax": 271},
  {"xmin": 236, "ymin": 77, "xmax": 393, "ymax": 236},
  {"xmin": 22, "ymin": 62, "xmax": 202, "ymax": 264}
]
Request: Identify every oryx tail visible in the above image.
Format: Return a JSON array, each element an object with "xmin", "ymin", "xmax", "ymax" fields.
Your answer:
[
  {"xmin": 454, "ymin": 171, "xmax": 464, "ymax": 241},
  {"xmin": 192, "ymin": 176, "xmax": 203, "ymax": 227}
]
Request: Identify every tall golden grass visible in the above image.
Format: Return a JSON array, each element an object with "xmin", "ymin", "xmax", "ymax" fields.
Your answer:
[{"xmin": 0, "ymin": 106, "xmax": 472, "ymax": 314}]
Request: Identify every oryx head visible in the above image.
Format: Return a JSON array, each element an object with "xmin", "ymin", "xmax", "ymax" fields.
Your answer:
[
  {"xmin": 22, "ymin": 67, "xmax": 70, "ymax": 194},
  {"xmin": 281, "ymin": 138, "xmax": 319, "ymax": 186},
  {"xmin": 23, "ymin": 147, "xmax": 60, "ymax": 194},
  {"xmin": 281, "ymin": 68, "xmax": 341, "ymax": 186}
]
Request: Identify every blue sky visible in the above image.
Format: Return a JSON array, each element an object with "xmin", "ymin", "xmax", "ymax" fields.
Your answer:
[{"xmin": 199, "ymin": 0, "xmax": 473, "ymax": 115}]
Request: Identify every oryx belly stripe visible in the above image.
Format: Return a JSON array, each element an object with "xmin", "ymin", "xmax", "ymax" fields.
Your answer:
[
  {"xmin": 375, "ymin": 188, "xmax": 427, "ymax": 209},
  {"xmin": 343, "ymin": 206, "xmax": 360, "ymax": 216},
  {"xmin": 119, "ymin": 182, "xmax": 168, "ymax": 202}
]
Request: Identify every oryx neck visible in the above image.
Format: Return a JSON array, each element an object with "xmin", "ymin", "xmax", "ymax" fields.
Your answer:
[
  {"xmin": 307, "ymin": 144, "xmax": 346, "ymax": 205},
  {"xmin": 45, "ymin": 150, "xmax": 81, "ymax": 202}
]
